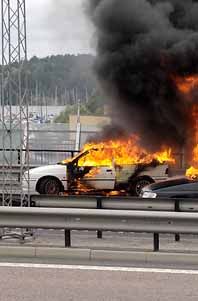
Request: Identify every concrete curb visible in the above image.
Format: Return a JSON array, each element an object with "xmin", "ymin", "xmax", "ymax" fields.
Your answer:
[
  {"xmin": 36, "ymin": 247, "xmax": 91, "ymax": 260},
  {"xmin": 91, "ymin": 249, "xmax": 198, "ymax": 265},
  {"xmin": 0, "ymin": 246, "xmax": 36, "ymax": 258},
  {"xmin": 0, "ymin": 246, "xmax": 198, "ymax": 265}
]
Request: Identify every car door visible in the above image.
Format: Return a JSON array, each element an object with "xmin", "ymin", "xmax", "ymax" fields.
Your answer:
[
  {"xmin": 77, "ymin": 149, "xmax": 116, "ymax": 190},
  {"xmin": 81, "ymin": 166, "xmax": 115, "ymax": 190}
]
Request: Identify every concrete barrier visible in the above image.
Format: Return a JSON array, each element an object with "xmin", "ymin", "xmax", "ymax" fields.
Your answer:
[{"xmin": 0, "ymin": 246, "xmax": 198, "ymax": 265}]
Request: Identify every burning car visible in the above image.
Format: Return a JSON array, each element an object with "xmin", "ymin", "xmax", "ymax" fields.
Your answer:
[{"xmin": 23, "ymin": 137, "xmax": 174, "ymax": 196}]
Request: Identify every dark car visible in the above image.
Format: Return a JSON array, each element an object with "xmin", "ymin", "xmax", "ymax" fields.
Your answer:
[{"xmin": 140, "ymin": 177, "xmax": 198, "ymax": 198}]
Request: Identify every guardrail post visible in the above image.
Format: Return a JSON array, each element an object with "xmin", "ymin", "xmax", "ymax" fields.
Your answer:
[
  {"xmin": 64, "ymin": 230, "xmax": 71, "ymax": 247},
  {"xmin": 153, "ymin": 233, "xmax": 159, "ymax": 252},
  {"xmin": 97, "ymin": 198, "xmax": 103, "ymax": 239},
  {"xmin": 175, "ymin": 200, "xmax": 180, "ymax": 242},
  {"xmin": 17, "ymin": 149, "xmax": 21, "ymax": 165}
]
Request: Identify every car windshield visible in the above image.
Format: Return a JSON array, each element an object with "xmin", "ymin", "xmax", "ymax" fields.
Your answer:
[
  {"xmin": 57, "ymin": 150, "xmax": 85, "ymax": 165},
  {"xmin": 57, "ymin": 149, "xmax": 100, "ymax": 166},
  {"xmin": 58, "ymin": 148, "xmax": 114, "ymax": 167}
]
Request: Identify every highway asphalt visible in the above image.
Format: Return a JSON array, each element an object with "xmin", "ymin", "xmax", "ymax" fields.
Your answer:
[
  {"xmin": 0, "ymin": 229, "xmax": 198, "ymax": 300},
  {"xmin": 0, "ymin": 263, "xmax": 198, "ymax": 301}
]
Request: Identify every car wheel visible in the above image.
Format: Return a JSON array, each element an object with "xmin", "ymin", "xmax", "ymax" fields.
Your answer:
[
  {"xmin": 38, "ymin": 177, "xmax": 62, "ymax": 195},
  {"xmin": 129, "ymin": 177, "xmax": 154, "ymax": 196}
]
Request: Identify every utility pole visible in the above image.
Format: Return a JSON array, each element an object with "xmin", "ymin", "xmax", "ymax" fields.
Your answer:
[
  {"xmin": 55, "ymin": 86, "xmax": 58, "ymax": 106},
  {"xmin": 85, "ymin": 86, "xmax": 89, "ymax": 103},
  {"xmin": 1, "ymin": 0, "xmax": 29, "ymax": 207},
  {"xmin": 75, "ymin": 99, "xmax": 81, "ymax": 152}
]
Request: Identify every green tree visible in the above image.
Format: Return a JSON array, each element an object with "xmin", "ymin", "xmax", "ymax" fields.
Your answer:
[{"xmin": 55, "ymin": 92, "xmax": 106, "ymax": 123}]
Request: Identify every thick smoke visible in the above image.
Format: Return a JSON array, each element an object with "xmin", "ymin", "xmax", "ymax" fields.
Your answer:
[{"xmin": 87, "ymin": 0, "xmax": 198, "ymax": 150}]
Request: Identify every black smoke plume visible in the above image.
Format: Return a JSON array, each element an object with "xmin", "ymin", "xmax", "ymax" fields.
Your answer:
[{"xmin": 87, "ymin": 0, "xmax": 198, "ymax": 150}]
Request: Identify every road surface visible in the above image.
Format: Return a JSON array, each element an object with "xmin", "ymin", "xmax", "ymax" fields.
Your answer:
[{"xmin": 1, "ymin": 263, "xmax": 198, "ymax": 301}]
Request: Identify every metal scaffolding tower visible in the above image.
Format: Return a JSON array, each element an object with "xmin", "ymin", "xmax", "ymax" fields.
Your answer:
[{"xmin": 1, "ymin": 0, "xmax": 29, "ymax": 207}]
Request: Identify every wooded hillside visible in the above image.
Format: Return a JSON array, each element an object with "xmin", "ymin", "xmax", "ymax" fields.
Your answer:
[{"xmin": 27, "ymin": 54, "xmax": 97, "ymax": 105}]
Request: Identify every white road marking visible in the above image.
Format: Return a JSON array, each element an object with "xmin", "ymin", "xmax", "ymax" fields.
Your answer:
[{"xmin": 0, "ymin": 262, "xmax": 198, "ymax": 275}]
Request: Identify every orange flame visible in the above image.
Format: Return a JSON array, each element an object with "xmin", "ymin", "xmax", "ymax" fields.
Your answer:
[
  {"xmin": 186, "ymin": 105, "xmax": 198, "ymax": 179},
  {"xmin": 77, "ymin": 135, "xmax": 175, "ymax": 167},
  {"xmin": 85, "ymin": 167, "xmax": 100, "ymax": 177},
  {"xmin": 186, "ymin": 166, "xmax": 198, "ymax": 179},
  {"xmin": 174, "ymin": 75, "xmax": 198, "ymax": 179},
  {"xmin": 175, "ymin": 75, "xmax": 198, "ymax": 95},
  {"xmin": 186, "ymin": 136, "xmax": 198, "ymax": 179}
]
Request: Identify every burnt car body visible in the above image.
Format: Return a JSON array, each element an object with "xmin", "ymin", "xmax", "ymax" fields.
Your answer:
[
  {"xmin": 24, "ymin": 148, "xmax": 169, "ymax": 196},
  {"xmin": 67, "ymin": 149, "xmax": 169, "ymax": 195}
]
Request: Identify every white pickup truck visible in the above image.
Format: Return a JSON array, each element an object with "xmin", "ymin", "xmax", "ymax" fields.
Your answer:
[{"xmin": 23, "ymin": 148, "xmax": 169, "ymax": 196}]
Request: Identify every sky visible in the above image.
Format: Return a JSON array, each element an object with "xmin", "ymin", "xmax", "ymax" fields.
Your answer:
[{"xmin": 26, "ymin": 0, "xmax": 94, "ymax": 58}]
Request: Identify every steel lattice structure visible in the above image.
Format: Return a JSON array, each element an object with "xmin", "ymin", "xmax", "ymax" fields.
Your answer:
[{"xmin": 1, "ymin": 0, "xmax": 29, "ymax": 206}]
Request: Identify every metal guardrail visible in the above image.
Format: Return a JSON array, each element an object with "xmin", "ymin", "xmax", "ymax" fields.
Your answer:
[
  {"xmin": 31, "ymin": 195, "xmax": 198, "ymax": 212},
  {"xmin": 0, "ymin": 206, "xmax": 198, "ymax": 251},
  {"xmin": 0, "ymin": 206, "xmax": 196, "ymax": 232},
  {"xmin": 31, "ymin": 195, "xmax": 198, "ymax": 244},
  {"xmin": 0, "ymin": 149, "xmax": 80, "ymax": 165}
]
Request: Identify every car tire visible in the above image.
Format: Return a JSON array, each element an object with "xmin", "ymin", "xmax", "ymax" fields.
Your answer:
[
  {"xmin": 37, "ymin": 177, "xmax": 62, "ymax": 195},
  {"xmin": 129, "ymin": 177, "xmax": 154, "ymax": 196}
]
